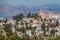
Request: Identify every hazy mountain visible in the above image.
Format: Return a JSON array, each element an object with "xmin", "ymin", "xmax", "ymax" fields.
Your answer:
[
  {"xmin": 17, "ymin": 5, "xmax": 30, "ymax": 15},
  {"xmin": 0, "ymin": 4, "xmax": 29, "ymax": 18},
  {"xmin": 42, "ymin": 4, "xmax": 60, "ymax": 13},
  {"xmin": 31, "ymin": 4, "xmax": 60, "ymax": 13},
  {"xmin": 18, "ymin": 5, "xmax": 29, "ymax": 11},
  {"xmin": 0, "ymin": 4, "xmax": 60, "ymax": 19},
  {"xmin": 0, "ymin": 4, "xmax": 18, "ymax": 18},
  {"xmin": 30, "ymin": 6, "xmax": 40, "ymax": 13}
]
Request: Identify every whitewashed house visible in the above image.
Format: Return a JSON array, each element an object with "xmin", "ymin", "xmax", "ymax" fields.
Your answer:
[
  {"xmin": 35, "ymin": 27, "xmax": 43, "ymax": 36},
  {"xmin": 26, "ymin": 30, "xmax": 32, "ymax": 36},
  {"xmin": 11, "ymin": 27, "xmax": 15, "ymax": 33},
  {"xmin": 16, "ymin": 31, "xmax": 23, "ymax": 37},
  {"xmin": 23, "ymin": 18, "xmax": 33, "ymax": 23}
]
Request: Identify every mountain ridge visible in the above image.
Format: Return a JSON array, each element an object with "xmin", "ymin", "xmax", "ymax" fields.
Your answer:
[{"xmin": 0, "ymin": 4, "xmax": 60, "ymax": 19}]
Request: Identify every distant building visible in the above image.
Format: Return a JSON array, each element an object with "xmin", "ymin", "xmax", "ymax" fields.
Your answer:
[
  {"xmin": 38, "ymin": 11, "xmax": 60, "ymax": 19},
  {"xmin": 49, "ymin": 12, "xmax": 60, "ymax": 19},
  {"xmin": 38, "ymin": 11, "xmax": 49, "ymax": 19}
]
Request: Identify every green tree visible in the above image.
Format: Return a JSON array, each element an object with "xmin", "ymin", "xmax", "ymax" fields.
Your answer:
[
  {"xmin": 4, "ymin": 23, "xmax": 12, "ymax": 34},
  {"xmin": 13, "ymin": 13, "xmax": 24, "ymax": 21},
  {"xmin": 31, "ymin": 14, "xmax": 35, "ymax": 18},
  {"xmin": 4, "ymin": 18, "xmax": 8, "ymax": 23},
  {"xmin": 34, "ymin": 13, "xmax": 38, "ymax": 17},
  {"xmin": 27, "ymin": 12, "xmax": 31, "ymax": 18},
  {"xmin": 55, "ymin": 20, "xmax": 59, "ymax": 26},
  {"xmin": 46, "ymin": 26, "xmax": 49, "ymax": 31},
  {"xmin": 0, "ymin": 27, "xmax": 5, "ymax": 40},
  {"xmin": 19, "ymin": 13, "xmax": 24, "ymax": 20},
  {"xmin": 50, "ymin": 29, "xmax": 58, "ymax": 37},
  {"xmin": 13, "ymin": 15, "xmax": 19, "ymax": 21},
  {"xmin": 41, "ymin": 22, "xmax": 46, "ymax": 36},
  {"xmin": 14, "ymin": 32, "xmax": 20, "ymax": 40}
]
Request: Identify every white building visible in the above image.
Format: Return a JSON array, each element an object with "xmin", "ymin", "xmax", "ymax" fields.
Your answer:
[
  {"xmin": 35, "ymin": 27, "xmax": 43, "ymax": 36},
  {"xmin": 26, "ymin": 30, "xmax": 32, "ymax": 36}
]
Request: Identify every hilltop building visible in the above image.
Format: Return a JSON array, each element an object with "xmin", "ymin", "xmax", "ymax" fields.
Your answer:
[{"xmin": 38, "ymin": 11, "xmax": 60, "ymax": 19}]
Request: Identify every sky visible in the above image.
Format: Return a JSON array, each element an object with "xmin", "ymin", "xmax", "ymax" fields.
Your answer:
[{"xmin": 0, "ymin": 0, "xmax": 60, "ymax": 7}]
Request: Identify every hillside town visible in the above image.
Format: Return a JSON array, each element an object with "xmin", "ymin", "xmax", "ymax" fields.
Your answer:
[{"xmin": 0, "ymin": 11, "xmax": 60, "ymax": 40}]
